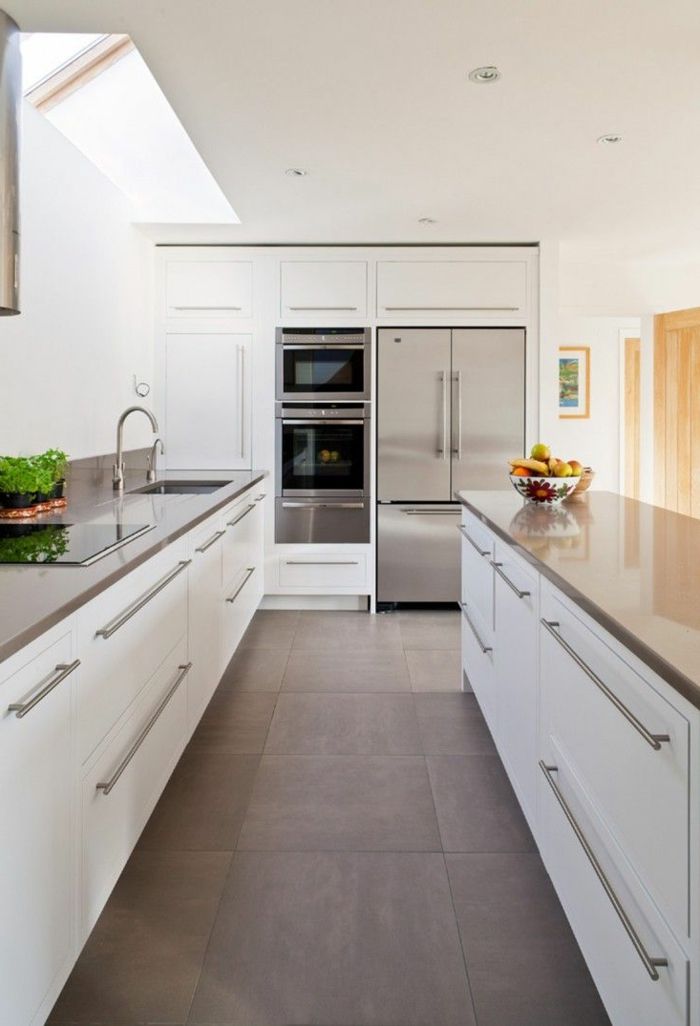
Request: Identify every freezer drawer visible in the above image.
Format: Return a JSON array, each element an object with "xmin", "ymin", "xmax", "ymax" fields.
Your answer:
[{"xmin": 377, "ymin": 504, "xmax": 461, "ymax": 603}]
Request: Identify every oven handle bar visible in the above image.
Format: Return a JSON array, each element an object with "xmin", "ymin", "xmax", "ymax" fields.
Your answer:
[
  {"xmin": 282, "ymin": 344, "xmax": 365, "ymax": 351},
  {"xmin": 281, "ymin": 419, "xmax": 365, "ymax": 425},
  {"xmin": 282, "ymin": 501, "xmax": 366, "ymax": 509}
]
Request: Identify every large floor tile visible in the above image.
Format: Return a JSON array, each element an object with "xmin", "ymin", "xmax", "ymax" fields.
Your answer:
[
  {"xmin": 188, "ymin": 851, "xmax": 476, "ymax": 1026},
  {"xmin": 399, "ymin": 610, "xmax": 461, "ymax": 650},
  {"xmin": 189, "ymin": 691, "xmax": 277, "ymax": 753},
  {"xmin": 416, "ymin": 693, "xmax": 497, "ymax": 754},
  {"xmin": 282, "ymin": 647, "xmax": 410, "ymax": 692},
  {"xmin": 293, "ymin": 610, "xmax": 403, "ymax": 649},
  {"xmin": 219, "ymin": 646, "xmax": 290, "ymax": 691},
  {"xmin": 265, "ymin": 692, "xmax": 422, "ymax": 754},
  {"xmin": 238, "ymin": 755, "xmax": 441, "ymax": 851},
  {"xmin": 49, "ymin": 851, "xmax": 231, "ymax": 1025},
  {"xmin": 446, "ymin": 853, "xmax": 610, "ymax": 1026},
  {"xmin": 427, "ymin": 755, "xmax": 536, "ymax": 852},
  {"xmin": 138, "ymin": 751, "xmax": 259, "ymax": 851},
  {"xmin": 238, "ymin": 610, "xmax": 300, "ymax": 650},
  {"xmin": 406, "ymin": 648, "xmax": 462, "ymax": 691}
]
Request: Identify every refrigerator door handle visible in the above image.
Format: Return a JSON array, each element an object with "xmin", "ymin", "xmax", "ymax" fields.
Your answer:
[
  {"xmin": 452, "ymin": 370, "xmax": 462, "ymax": 460},
  {"xmin": 438, "ymin": 370, "xmax": 448, "ymax": 459}
]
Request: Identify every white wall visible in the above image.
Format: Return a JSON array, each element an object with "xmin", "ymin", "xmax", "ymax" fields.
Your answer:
[{"xmin": 0, "ymin": 103, "xmax": 154, "ymax": 459}]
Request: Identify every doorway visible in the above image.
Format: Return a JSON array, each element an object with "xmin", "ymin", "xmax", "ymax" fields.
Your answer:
[{"xmin": 654, "ymin": 307, "xmax": 700, "ymax": 515}]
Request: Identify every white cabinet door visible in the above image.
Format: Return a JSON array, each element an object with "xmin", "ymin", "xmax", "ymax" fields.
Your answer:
[
  {"xmin": 188, "ymin": 521, "xmax": 224, "ymax": 731},
  {"xmin": 165, "ymin": 258, "xmax": 252, "ymax": 318},
  {"xmin": 280, "ymin": 261, "xmax": 368, "ymax": 318},
  {"xmin": 0, "ymin": 631, "xmax": 77, "ymax": 1026},
  {"xmin": 165, "ymin": 333, "xmax": 251, "ymax": 470},
  {"xmin": 376, "ymin": 260, "xmax": 528, "ymax": 316}
]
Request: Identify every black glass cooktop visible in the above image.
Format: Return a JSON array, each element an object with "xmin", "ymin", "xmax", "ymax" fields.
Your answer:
[{"xmin": 0, "ymin": 522, "xmax": 154, "ymax": 565}]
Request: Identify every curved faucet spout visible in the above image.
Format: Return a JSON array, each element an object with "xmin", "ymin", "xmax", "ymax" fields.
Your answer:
[{"xmin": 113, "ymin": 406, "xmax": 160, "ymax": 491}]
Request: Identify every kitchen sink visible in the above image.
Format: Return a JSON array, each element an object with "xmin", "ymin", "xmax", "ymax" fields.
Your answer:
[{"xmin": 129, "ymin": 480, "xmax": 232, "ymax": 496}]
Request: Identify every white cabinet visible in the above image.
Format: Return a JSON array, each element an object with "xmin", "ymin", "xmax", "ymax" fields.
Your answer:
[
  {"xmin": 280, "ymin": 260, "xmax": 368, "ymax": 318},
  {"xmin": 187, "ymin": 521, "xmax": 225, "ymax": 731},
  {"xmin": 376, "ymin": 259, "xmax": 528, "ymax": 317},
  {"xmin": 0, "ymin": 629, "xmax": 78, "ymax": 1026},
  {"xmin": 164, "ymin": 332, "xmax": 251, "ymax": 470},
  {"xmin": 164, "ymin": 256, "xmax": 252, "ymax": 318}
]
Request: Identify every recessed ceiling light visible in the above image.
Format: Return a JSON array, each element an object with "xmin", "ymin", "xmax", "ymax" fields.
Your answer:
[
  {"xmin": 285, "ymin": 167, "xmax": 308, "ymax": 177},
  {"xmin": 468, "ymin": 65, "xmax": 501, "ymax": 84},
  {"xmin": 597, "ymin": 134, "xmax": 623, "ymax": 145},
  {"xmin": 418, "ymin": 217, "xmax": 437, "ymax": 225}
]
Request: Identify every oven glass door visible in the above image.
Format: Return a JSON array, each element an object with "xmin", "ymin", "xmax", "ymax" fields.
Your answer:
[
  {"xmin": 282, "ymin": 346, "xmax": 365, "ymax": 395},
  {"xmin": 281, "ymin": 419, "xmax": 365, "ymax": 493}
]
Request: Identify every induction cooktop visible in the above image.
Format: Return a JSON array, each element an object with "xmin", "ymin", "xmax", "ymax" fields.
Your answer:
[{"xmin": 0, "ymin": 522, "xmax": 154, "ymax": 565}]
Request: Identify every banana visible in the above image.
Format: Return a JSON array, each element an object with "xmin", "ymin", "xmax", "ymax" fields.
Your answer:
[
  {"xmin": 509, "ymin": 458, "xmax": 549, "ymax": 475},
  {"xmin": 547, "ymin": 457, "xmax": 560, "ymax": 474}
]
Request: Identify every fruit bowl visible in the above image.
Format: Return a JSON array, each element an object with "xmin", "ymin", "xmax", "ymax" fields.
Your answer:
[{"xmin": 509, "ymin": 473, "xmax": 580, "ymax": 505}]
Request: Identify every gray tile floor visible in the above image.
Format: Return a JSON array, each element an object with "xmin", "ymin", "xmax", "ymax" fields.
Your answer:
[{"xmin": 49, "ymin": 609, "xmax": 610, "ymax": 1026}]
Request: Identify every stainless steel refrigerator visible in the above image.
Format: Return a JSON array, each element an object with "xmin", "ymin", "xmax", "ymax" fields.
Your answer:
[{"xmin": 377, "ymin": 327, "xmax": 525, "ymax": 605}]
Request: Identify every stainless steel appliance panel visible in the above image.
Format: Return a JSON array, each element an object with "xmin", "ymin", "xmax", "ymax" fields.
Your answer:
[
  {"xmin": 377, "ymin": 503, "xmax": 461, "ymax": 603},
  {"xmin": 275, "ymin": 404, "xmax": 370, "ymax": 498},
  {"xmin": 377, "ymin": 328, "xmax": 452, "ymax": 500},
  {"xmin": 276, "ymin": 327, "xmax": 371, "ymax": 401},
  {"xmin": 451, "ymin": 328, "xmax": 525, "ymax": 492},
  {"xmin": 276, "ymin": 498, "xmax": 369, "ymax": 543}
]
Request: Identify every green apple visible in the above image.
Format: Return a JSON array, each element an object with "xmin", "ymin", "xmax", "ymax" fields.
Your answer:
[
  {"xmin": 531, "ymin": 442, "xmax": 551, "ymax": 461},
  {"xmin": 554, "ymin": 461, "xmax": 573, "ymax": 478}
]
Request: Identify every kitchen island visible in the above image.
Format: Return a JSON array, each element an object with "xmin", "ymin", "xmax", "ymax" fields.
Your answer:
[{"xmin": 456, "ymin": 489, "xmax": 700, "ymax": 1026}]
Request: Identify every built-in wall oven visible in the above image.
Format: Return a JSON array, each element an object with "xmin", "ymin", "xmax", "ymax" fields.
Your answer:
[
  {"xmin": 276, "ymin": 327, "xmax": 371, "ymax": 401},
  {"xmin": 275, "ymin": 402, "xmax": 370, "ymax": 543}
]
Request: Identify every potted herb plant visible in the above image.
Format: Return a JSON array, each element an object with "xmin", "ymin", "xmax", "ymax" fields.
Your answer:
[
  {"xmin": 35, "ymin": 449, "xmax": 69, "ymax": 500},
  {"xmin": 0, "ymin": 457, "xmax": 41, "ymax": 509}
]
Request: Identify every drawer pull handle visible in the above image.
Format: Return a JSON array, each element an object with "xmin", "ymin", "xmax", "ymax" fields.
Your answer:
[
  {"xmin": 288, "ymin": 305, "xmax": 358, "ymax": 311},
  {"xmin": 540, "ymin": 619, "xmax": 670, "ymax": 751},
  {"xmin": 460, "ymin": 602, "xmax": 492, "ymax": 654},
  {"xmin": 539, "ymin": 761, "xmax": 668, "ymax": 981},
  {"xmin": 491, "ymin": 561, "xmax": 531, "ymax": 599},
  {"xmin": 254, "ymin": 494, "xmax": 266, "ymax": 501},
  {"xmin": 8, "ymin": 659, "xmax": 80, "ymax": 719},
  {"xmin": 383, "ymin": 305, "xmax": 519, "ymax": 312},
  {"xmin": 195, "ymin": 529, "xmax": 226, "ymax": 553},
  {"xmin": 226, "ymin": 566, "xmax": 255, "ymax": 603},
  {"xmin": 96, "ymin": 663, "xmax": 192, "ymax": 796},
  {"xmin": 285, "ymin": 560, "xmax": 360, "ymax": 565},
  {"xmin": 458, "ymin": 524, "xmax": 490, "ymax": 556},
  {"xmin": 402, "ymin": 508, "xmax": 460, "ymax": 515},
  {"xmin": 227, "ymin": 502, "xmax": 256, "ymax": 526},
  {"xmin": 172, "ymin": 305, "xmax": 242, "ymax": 311},
  {"xmin": 95, "ymin": 561, "xmax": 191, "ymax": 640}
]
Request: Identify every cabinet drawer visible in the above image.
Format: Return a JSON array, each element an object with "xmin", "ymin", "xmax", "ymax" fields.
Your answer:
[
  {"xmin": 77, "ymin": 543, "xmax": 189, "ymax": 763},
  {"xmin": 539, "ymin": 749, "xmax": 688, "ymax": 1026},
  {"xmin": 278, "ymin": 553, "xmax": 367, "ymax": 589},
  {"xmin": 540, "ymin": 591, "xmax": 689, "ymax": 938},
  {"xmin": 461, "ymin": 600, "xmax": 497, "ymax": 734},
  {"xmin": 460, "ymin": 510, "xmax": 495, "ymax": 634},
  {"xmin": 280, "ymin": 260, "xmax": 368, "ymax": 318},
  {"xmin": 376, "ymin": 259, "xmax": 528, "ymax": 316},
  {"xmin": 222, "ymin": 489, "xmax": 262, "ymax": 584},
  {"xmin": 222, "ymin": 563, "xmax": 260, "ymax": 664},
  {"xmin": 81, "ymin": 640, "xmax": 190, "ymax": 934},
  {"xmin": 165, "ymin": 258, "xmax": 252, "ymax": 318}
]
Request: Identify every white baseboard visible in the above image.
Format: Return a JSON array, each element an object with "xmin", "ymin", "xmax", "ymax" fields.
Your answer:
[{"xmin": 259, "ymin": 594, "xmax": 369, "ymax": 611}]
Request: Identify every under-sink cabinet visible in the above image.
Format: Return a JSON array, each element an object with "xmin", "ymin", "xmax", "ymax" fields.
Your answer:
[{"xmin": 0, "ymin": 481, "xmax": 265, "ymax": 1026}]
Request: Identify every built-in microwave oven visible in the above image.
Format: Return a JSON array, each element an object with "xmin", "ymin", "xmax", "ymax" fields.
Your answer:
[{"xmin": 276, "ymin": 327, "xmax": 371, "ymax": 402}]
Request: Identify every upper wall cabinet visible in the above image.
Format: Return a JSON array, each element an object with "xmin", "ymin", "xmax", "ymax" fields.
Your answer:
[
  {"xmin": 280, "ymin": 261, "xmax": 368, "ymax": 319},
  {"xmin": 376, "ymin": 259, "xmax": 529, "ymax": 318},
  {"xmin": 164, "ymin": 257, "xmax": 253, "ymax": 318}
]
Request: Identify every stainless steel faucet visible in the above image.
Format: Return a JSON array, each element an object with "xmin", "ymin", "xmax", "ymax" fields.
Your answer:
[
  {"xmin": 113, "ymin": 406, "xmax": 159, "ymax": 491},
  {"xmin": 146, "ymin": 437, "xmax": 165, "ymax": 483}
]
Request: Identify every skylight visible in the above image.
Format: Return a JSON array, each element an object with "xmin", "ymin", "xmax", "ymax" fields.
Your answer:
[{"xmin": 20, "ymin": 33, "xmax": 239, "ymax": 226}]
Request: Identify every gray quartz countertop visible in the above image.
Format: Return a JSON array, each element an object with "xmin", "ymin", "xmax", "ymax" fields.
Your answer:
[
  {"xmin": 0, "ymin": 467, "xmax": 267, "ymax": 668},
  {"xmin": 457, "ymin": 489, "xmax": 700, "ymax": 710}
]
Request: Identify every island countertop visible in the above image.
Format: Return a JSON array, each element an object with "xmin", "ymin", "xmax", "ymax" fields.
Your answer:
[
  {"xmin": 457, "ymin": 489, "xmax": 700, "ymax": 710},
  {"xmin": 0, "ymin": 467, "xmax": 267, "ymax": 668}
]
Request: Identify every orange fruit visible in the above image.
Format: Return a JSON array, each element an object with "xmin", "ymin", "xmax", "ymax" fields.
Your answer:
[{"xmin": 511, "ymin": 467, "xmax": 530, "ymax": 477}]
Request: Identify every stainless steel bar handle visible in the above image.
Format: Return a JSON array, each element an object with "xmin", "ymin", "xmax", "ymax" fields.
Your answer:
[
  {"xmin": 383, "ymin": 305, "xmax": 519, "ymax": 312},
  {"xmin": 238, "ymin": 344, "xmax": 245, "ymax": 459},
  {"xmin": 286, "ymin": 560, "xmax": 359, "ymax": 565},
  {"xmin": 458, "ymin": 524, "xmax": 490, "ymax": 557},
  {"xmin": 452, "ymin": 370, "xmax": 462, "ymax": 460},
  {"xmin": 225, "ymin": 566, "xmax": 255, "ymax": 603},
  {"xmin": 282, "ymin": 501, "xmax": 365, "ymax": 509},
  {"xmin": 283, "ymin": 344, "xmax": 364, "ymax": 351},
  {"xmin": 540, "ymin": 620, "xmax": 670, "ymax": 751},
  {"xmin": 173, "ymin": 305, "xmax": 242, "ymax": 310},
  {"xmin": 402, "ymin": 508, "xmax": 460, "ymax": 515},
  {"xmin": 195, "ymin": 529, "xmax": 226, "ymax": 554},
  {"xmin": 95, "ymin": 561, "xmax": 191, "ymax": 640},
  {"xmin": 437, "ymin": 371, "xmax": 447, "ymax": 459},
  {"xmin": 282, "ymin": 419, "xmax": 363, "ymax": 426},
  {"xmin": 459, "ymin": 602, "xmax": 492, "ymax": 654},
  {"xmin": 8, "ymin": 659, "xmax": 81, "ymax": 719},
  {"xmin": 255, "ymin": 494, "xmax": 266, "ymax": 501},
  {"xmin": 287, "ymin": 305, "xmax": 358, "ymax": 311},
  {"xmin": 228, "ymin": 502, "xmax": 256, "ymax": 526},
  {"xmin": 96, "ymin": 663, "xmax": 192, "ymax": 795},
  {"xmin": 491, "ymin": 561, "xmax": 531, "ymax": 599},
  {"xmin": 539, "ymin": 761, "xmax": 668, "ymax": 981}
]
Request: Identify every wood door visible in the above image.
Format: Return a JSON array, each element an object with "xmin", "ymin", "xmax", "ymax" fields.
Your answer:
[
  {"xmin": 624, "ymin": 337, "xmax": 641, "ymax": 498},
  {"xmin": 654, "ymin": 308, "xmax": 700, "ymax": 515}
]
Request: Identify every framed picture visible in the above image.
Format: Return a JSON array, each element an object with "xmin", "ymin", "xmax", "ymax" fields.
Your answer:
[{"xmin": 558, "ymin": 346, "xmax": 590, "ymax": 418}]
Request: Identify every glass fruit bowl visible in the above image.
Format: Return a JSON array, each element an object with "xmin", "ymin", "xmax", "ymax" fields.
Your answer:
[{"xmin": 509, "ymin": 473, "xmax": 580, "ymax": 505}]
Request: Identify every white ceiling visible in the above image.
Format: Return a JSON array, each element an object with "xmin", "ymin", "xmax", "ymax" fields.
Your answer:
[{"xmin": 6, "ymin": 0, "xmax": 700, "ymax": 259}]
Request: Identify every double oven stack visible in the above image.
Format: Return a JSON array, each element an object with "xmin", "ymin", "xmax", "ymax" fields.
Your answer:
[{"xmin": 275, "ymin": 328, "xmax": 371, "ymax": 544}]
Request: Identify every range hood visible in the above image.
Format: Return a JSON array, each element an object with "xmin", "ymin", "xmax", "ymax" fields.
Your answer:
[{"xmin": 0, "ymin": 9, "xmax": 19, "ymax": 315}]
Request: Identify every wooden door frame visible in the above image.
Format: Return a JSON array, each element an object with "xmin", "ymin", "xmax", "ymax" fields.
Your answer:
[{"xmin": 653, "ymin": 306, "xmax": 700, "ymax": 512}]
